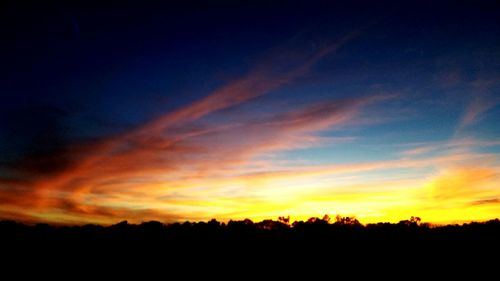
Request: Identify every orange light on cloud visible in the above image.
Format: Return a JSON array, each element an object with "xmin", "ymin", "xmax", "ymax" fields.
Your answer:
[{"xmin": 1, "ymin": 33, "xmax": 500, "ymax": 225}]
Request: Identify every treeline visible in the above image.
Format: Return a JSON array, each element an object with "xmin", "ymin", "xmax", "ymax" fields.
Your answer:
[
  {"xmin": 1, "ymin": 215, "xmax": 499, "ymax": 245},
  {"xmin": 1, "ymin": 215, "xmax": 499, "ymax": 270}
]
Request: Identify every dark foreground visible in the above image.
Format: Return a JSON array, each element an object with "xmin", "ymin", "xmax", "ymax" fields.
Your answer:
[{"xmin": 1, "ymin": 217, "xmax": 499, "ymax": 274}]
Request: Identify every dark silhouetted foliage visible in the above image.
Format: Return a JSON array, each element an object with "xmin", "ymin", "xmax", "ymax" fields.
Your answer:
[{"xmin": 1, "ymin": 216, "xmax": 499, "ymax": 274}]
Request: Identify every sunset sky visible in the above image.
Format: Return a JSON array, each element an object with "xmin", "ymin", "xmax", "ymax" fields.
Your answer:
[{"xmin": 1, "ymin": 0, "xmax": 500, "ymax": 225}]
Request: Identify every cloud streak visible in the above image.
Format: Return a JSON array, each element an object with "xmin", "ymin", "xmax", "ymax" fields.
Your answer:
[
  {"xmin": 459, "ymin": 96, "xmax": 498, "ymax": 129},
  {"xmin": 457, "ymin": 78, "xmax": 500, "ymax": 131},
  {"xmin": 2, "ymin": 30, "xmax": 499, "ymax": 225},
  {"xmin": 1, "ymin": 32, "xmax": 375, "ymax": 224}
]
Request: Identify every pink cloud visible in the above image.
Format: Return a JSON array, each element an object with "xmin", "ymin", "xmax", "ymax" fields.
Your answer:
[
  {"xmin": 459, "ymin": 96, "xmax": 497, "ymax": 128},
  {"xmin": 457, "ymin": 78, "xmax": 500, "ymax": 130},
  {"xmin": 1, "ymin": 32, "xmax": 371, "ymax": 223}
]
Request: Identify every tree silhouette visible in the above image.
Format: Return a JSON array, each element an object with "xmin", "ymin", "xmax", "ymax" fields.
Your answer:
[
  {"xmin": 334, "ymin": 215, "xmax": 360, "ymax": 226},
  {"xmin": 278, "ymin": 216, "xmax": 290, "ymax": 225},
  {"xmin": 1, "ymin": 215, "xmax": 500, "ymax": 266}
]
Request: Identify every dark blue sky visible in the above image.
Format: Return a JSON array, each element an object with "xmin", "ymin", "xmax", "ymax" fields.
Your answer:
[{"xmin": 2, "ymin": 1, "xmax": 498, "ymax": 137}]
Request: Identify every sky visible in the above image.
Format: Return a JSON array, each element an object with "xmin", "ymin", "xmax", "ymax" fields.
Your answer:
[{"xmin": 1, "ymin": 0, "xmax": 500, "ymax": 225}]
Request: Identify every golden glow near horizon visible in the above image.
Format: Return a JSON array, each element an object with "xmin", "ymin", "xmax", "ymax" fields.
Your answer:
[
  {"xmin": 1, "ymin": 134, "xmax": 499, "ymax": 225},
  {"xmin": 1, "ymin": 34, "xmax": 500, "ymax": 226}
]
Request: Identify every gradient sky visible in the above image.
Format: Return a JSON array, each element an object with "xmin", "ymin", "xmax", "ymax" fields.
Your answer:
[{"xmin": 1, "ymin": 0, "xmax": 500, "ymax": 225}]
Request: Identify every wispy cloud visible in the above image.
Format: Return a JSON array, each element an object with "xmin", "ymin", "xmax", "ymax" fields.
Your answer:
[
  {"xmin": 3, "ymin": 30, "xmax": 499, "ymax": 225},
  {"xmin": 459, "ymin": 96, "xmax": 498, "ymax": 129},
  {"xmin": 401, "ymin": 137, "xmax": 500, "ymax": 156},
  {"xmin": 133, "ymin": 30, "xmax": 361, "ymax": 136},
  {"xmin": 472, "ymin": 198, "xmax": 500, "ymax": 206},
  {"xmin": 457, "ymin": 78, "xmax": 500, "ymax": 131},
  {"xmin": 0, "ymin": 32, "xmax": 374, "ymax": 224}
]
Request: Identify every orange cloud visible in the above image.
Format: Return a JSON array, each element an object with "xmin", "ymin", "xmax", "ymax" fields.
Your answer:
[
  {"xmin": 1, "ymin": 33, "xmax": 370, "ymax": 224},
  {"xmin": 2, "ymin": 32, "xmax": 499, "ymax": 225},
  {"xmin": 421, "ymin": 167, "xmax": 499, "ymax": 209},
  {"xmin": 407, "ymin": 167, "xmax": 500, "ymax": 224}
]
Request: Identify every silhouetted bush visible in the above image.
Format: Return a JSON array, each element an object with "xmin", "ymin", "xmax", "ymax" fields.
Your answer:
[{"xmin": 1, "ymin": 216, "xmax": 499, "ymax": 270}]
